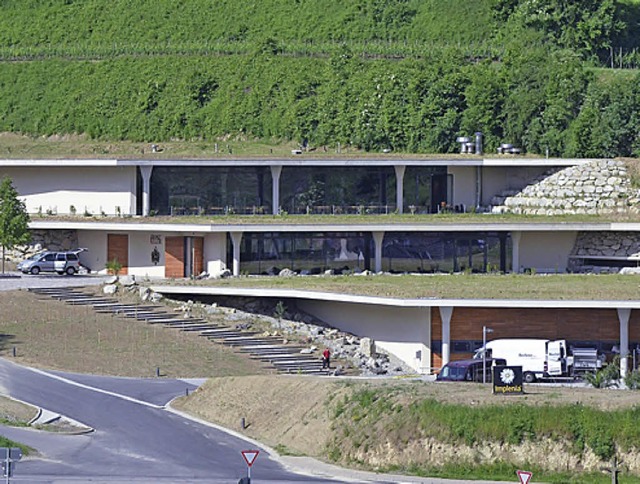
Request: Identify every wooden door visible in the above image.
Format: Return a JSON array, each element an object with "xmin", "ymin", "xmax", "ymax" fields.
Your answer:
[
  {"xmin": 193, "ymin": 236, "xmax": 204, "ymax": 275},
  {"xmin": 107, "ymin": 234, "xmax": 129, "ymax": 275},
  {"xmin": 165, "ymin": 236, "xmax": 185, "ymax": 278}
]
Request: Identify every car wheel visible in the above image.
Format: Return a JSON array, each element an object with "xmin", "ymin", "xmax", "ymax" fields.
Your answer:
[
  {"xmin": 523, "ymin": 372, "xmax": 536, "ymax": 384},
  {"xmin": 56, "ymin": 271, "xmax": 64, "ymax": 275},
  {"xmin": 65, "ymin": 266, "xmax": 76, "ymax": 276},
  {"xmin": 30, "ymin": 266, "xmax": 40, "ymax": 275}
]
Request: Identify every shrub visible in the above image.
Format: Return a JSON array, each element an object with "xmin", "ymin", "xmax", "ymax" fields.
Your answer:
[{"xmin": 105, "ymin": 258, "xmax": 122, "ymax": 276}]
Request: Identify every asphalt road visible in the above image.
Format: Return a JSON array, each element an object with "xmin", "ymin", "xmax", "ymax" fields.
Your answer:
[
  {"xmin": 0, "ymin": 272, "xmax": 108, "ymax": 292},
  {"xmin": 0, "ymin": 359, "xmax": 345, "ymax": 484}
]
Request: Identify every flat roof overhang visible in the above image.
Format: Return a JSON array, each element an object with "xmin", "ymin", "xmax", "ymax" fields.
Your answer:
[
  {"xmin": 150, "ymin": 286, "xmax": 640, "ymax": 309},
  {"xmin": 28, "ymin": 220, "xmax": 640, "ymax": 233},
  {"xmin": 0, "ymin": 157, "xmax": 599, "ymax": 168}
]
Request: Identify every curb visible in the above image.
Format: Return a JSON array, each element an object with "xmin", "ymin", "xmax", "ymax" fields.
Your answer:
[{"xmin": 26, "ymin": 404, "xmax": 94, "ymax": 435}]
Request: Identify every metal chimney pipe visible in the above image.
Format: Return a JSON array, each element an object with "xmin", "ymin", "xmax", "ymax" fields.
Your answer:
[{"xmin": 475, "ymin": 132, "xmax": 483, "ymax": 155}]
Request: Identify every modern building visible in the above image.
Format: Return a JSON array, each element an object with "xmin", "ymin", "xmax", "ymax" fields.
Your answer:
[{"xmin": 3, "ymin": 156, "xmax": 639, "ymax": 376}]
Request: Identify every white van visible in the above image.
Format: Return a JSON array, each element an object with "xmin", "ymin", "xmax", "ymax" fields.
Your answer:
[{"xmin": 473, "ymin": 338, "xmax": 570, "ymax": 383}]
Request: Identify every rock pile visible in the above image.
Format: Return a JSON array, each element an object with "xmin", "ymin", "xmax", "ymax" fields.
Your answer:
[
  {"xmin": 114, "ymin": 287, "xmax": 412, "ymax": 376},
  {"xmin": 199, "ymin": 297, "xmax": 411, "ymax": 376},
  {"xmin": 491, "ymin": 160, "xmax": 640, "ymax": 215}
]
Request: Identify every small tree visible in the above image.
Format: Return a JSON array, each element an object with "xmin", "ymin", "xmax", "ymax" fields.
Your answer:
[{"xmin": 0, "ymin": 176, "xmax": 30, "ymax": 274}]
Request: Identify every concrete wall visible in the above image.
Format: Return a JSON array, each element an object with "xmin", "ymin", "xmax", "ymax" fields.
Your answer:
[
  {"xmin": 77, "ymin": 231, "xmax": 107, "ymax": 273},
  {"xmin": 448, "ymin": 165, "xmax": 477, "ymax": 210},
  {"xmin": 481, "ymin": 166, "xmax": 550, "ymax": 206},
  {"xmin": 79, "ymin": 229, "xmax": 227, "ymax": 277},
  {"xmin": 298, "ymin": 300, "xmax": 431, "ymax": 373},
  {"xmin": 0, "ymin": 166, "xmax": 137, "ymax": 215},
  {"xmin": 129, "ymin": 232, "xmax": 165, "ymax": 278},
  {"xmin": 519, "ymin": 231, "xmax": 577, "ymax": 273},
  {"xmin": 204, "ymin": 233, "xmax": 227, "ymax": 273}
]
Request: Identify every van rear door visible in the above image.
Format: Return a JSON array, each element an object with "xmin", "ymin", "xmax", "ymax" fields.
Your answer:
[{"xmin": 546, "ymin": 340, "xmax": 566, "ymax": 376}]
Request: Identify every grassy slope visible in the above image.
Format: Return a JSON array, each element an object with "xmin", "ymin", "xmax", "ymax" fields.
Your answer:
[{"xmin": 0, "ymin": 290, "xmax": 268, "ymax": 378}]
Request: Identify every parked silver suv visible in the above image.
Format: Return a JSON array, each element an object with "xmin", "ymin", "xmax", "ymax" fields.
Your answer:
[{"xmin": 17, "ymin": 249, "xmax": 87, "ymax": 275}]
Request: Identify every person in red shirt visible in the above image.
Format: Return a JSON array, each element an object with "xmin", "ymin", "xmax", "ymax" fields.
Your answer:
[{"xmin": 322, "ymin": 348, "xmax": 331, "ymax": 369}]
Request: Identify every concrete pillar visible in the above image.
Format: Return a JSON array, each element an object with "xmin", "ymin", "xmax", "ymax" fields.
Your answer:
[
  {"xmin": 372, "ymin": 231, "xmax": 384, "ymax": 273},
  {"xmin": 618, "ymin": 308, "xmax": 631, "ymax": 378},
  {"xmin": 475, "ymin": 166, "xmax": 482, "ymax": 209},
  {"xmin": 140, "ymin": 165, "xmax": 153, "ymax": 216},
  {"xmin": 270, "ymin": 165, "xmax": 283, "ymax": 215},
  {"xmin": 230, "ymin": 232, "xmax": 243, "ymax": 276},
  {"xmin": 439, "ymin": 306, "xmax": 453, "ymax": 367},
  {"xmin": 511, "ymin": 231, "xmax": 522, "ymax": 273},
  {"xmin": 394, "ymin": 165, "xmax": 406, "ymax": 214}
]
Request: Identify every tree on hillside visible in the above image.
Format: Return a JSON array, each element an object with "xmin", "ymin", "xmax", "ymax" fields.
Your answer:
[{"xmin": 0, "ymin": 176, "xmax": 30, "ymax": 274}]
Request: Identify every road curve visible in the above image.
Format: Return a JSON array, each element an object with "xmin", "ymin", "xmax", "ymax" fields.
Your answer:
[{"xmin": 0, "ymin": 358, "xmax": 344, "ymax": 483}]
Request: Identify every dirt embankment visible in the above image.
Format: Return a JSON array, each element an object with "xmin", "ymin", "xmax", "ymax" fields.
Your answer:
[
  {"xmin": 172, "ymin": 376, "xmax": 640, "ymax": 475},
  {"xmin": 173, "ymin": 375, "xmax": 348, "ymax": 456}
]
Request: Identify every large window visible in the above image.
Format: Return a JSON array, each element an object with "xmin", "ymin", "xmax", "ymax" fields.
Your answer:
[
  {"xmin": 234, "ymin": 231, "xmax": 510, "ymax": 275},
  {"xmin": 150, "ymin": 166, "xmax": 271, "ymax": 215}
]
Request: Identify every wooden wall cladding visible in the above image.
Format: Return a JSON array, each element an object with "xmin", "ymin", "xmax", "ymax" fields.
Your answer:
[
  {"xmin": 165, "ymin": 236, "xmax": 185, "ymax": 278},
  {"xmin": 431, "ymin": 306, "xmax": 629, "ymax": 368},
  {"xmin": 107, "ymin": 234, "xmax": 128, "ymax": 275}
]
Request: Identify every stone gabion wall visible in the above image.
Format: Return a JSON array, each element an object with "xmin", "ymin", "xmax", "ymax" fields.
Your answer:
[
  {"xmin": 491, "ymin": 160, "xmax": 640, "ymax": 215},
  {"xmin": 5, "ymin": 229, "xmax": 79, "ymax": 262},
  {"xmin": 568, "ymin": 231, "xmax": 640, "ymax": 273}
]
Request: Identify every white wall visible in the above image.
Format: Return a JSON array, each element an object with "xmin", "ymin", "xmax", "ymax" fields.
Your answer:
[
  {"xmin": 448, "ymin": 166, "xmax": 477, "ymax": 210},
  {"xmin": 298, "ymin": 300, "xmax": 431, "ymax": 373},
  {"xmin": 204, "ymin": 233, "xmax": 227, "ymax": 273},
  {"xmin": 77, "ymin": 231, "xmax": 107, "ymax": 273},
  {"xmin": 482, "ymin": 166, "xmax": 550, "ymax": 206},
  {"xmin": 1, "ymin": 166, "xmax": 137, "ymax": 215},
  {"xmin": 519, "ymin": 231, "xmax": 577, "ymax": 273},
  {"xmin": 129, "ymin": 232, "xmax": 165, "ymax": 278}
]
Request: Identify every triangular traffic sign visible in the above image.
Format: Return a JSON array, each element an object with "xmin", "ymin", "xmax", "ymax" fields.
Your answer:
[
  {"xmin": 516, "ymin": 469, "xmax": 532, "ymax": 484},
  {"xmin": 241, "ymin": 450, "xmax": 260, "ymax": 467}
]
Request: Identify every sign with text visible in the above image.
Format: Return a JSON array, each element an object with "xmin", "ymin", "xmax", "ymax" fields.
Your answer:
[{"xmin": 493, "ymin": 365, "xmax": 524, "ymax": 395}]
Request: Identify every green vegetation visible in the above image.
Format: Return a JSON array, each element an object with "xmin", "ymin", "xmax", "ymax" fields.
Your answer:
[
  {"xmin": 328, "ymin": 385, "xmax": 640, "ymax": 482},
  {"xmin": 0, "ymin": 1, "xmax": 639, "ymax": 157},
  {"xmin": 160, "ymin": 273, "xmax": 640, "ymax": 301},
  {"xmin": 0, "ymin": 176, "xmax": 30, "ymax": 273}
]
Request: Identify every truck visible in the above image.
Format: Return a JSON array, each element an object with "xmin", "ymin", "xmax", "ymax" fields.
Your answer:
[{"xmin": 473, "ymin": 338, "xmax": 603, "ymax": 383}]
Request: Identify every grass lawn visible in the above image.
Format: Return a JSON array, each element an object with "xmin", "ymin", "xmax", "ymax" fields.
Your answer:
[
  {"xmin": 29, "ymin": 210, "xmax": 640, "ymax": 225},
  {"xmin": 157, "ymin": 273, "xmax": 640, "ymax": 301}
]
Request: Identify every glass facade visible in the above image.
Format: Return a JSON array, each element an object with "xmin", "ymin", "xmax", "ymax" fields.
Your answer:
[
  {"xmin": 150, "ymin": 166, "xmax": 271, "ymax": 215},
  {"xmin": 148, "ymin": 165, "xmax": 448, "ymax": 215},
  {"xmin": 234, "ymin": 231, "xmax": 511, "ymax": 275}
]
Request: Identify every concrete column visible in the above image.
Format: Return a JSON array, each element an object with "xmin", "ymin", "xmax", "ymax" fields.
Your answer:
[
  {"xmin": 140, "ymin": 165, "xmax": 153, "ymax": 216},
  {"xmin": 475, "ymin": 166, "xmax": 482, "ymax": 209},
  {"xmin": 618, "ymin": 308, "xmax": 631, "ymax": 378},
  {"xmin": 372, "ymin": 231, "xmax": 384, "ymax": 273},
  {"xmin": 439, "ymin": 306, "xmax": 453, "ymax": 367},
  {"xmin": 511, "ymin": 231, "xmax": 522, "ymax": 273},
  {"xmin": 230, "ymin": 232, "xmax": 243, "ymax": 276},
  {"xmin": 270, "ymin": 165, "xmax": 283, "ymax": 215},
  {"xmin": 394, "ymin": 165, "xmax": 406, "ymax": 214}
]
